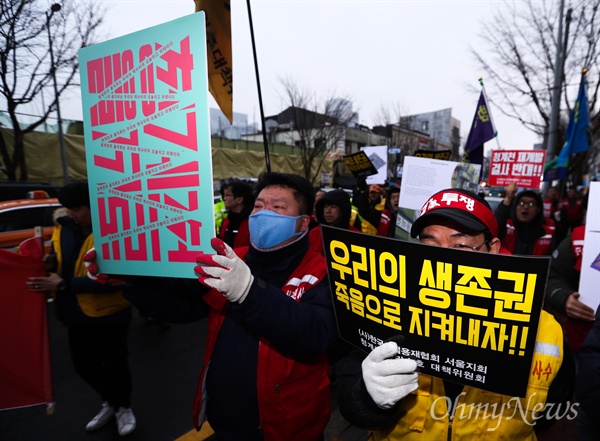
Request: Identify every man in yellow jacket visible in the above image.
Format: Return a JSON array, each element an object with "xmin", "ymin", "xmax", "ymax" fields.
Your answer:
[
  {"xmin": 338, "ymin": 188, "xmax": 574, "ymax": 440},
  {"xmin": 354, "ymin": 183, "xmax": 386, "ymax": 235},
  {"xmin": 26, "ymin": 181, "xmax": 137, "ymax": 437}
]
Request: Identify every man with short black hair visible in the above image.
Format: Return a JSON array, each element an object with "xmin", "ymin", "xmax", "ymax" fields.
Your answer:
[
  {"xmin": 86, "ymin": 172, "xmax": 336, "ymax": 441},
  {"xmin": 218, "ymin": 179, "xmax": 254, "ymax": 248}
]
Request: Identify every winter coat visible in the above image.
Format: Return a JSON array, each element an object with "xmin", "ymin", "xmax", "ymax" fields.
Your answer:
[
  {"xmin": 51, "ymin": 217, "xmax": 130, "ymax": 326},
  {"xmin": 576, "ymin": 305, "xmax": 600, "ymax": 422},
  {"xmin": 194, "ymin": 243, "xmax": 332, "ymax": 440},
  {"xmin": 122, "ymin": 234, "xmax": 337, "ymax": 440},
  {"xmin": 219, "ymin": 214, "xmax": 250, "ymax": 248},
  {"xmin": 547, "ymin": 226, "xmax": 593, "ymax": 353}
]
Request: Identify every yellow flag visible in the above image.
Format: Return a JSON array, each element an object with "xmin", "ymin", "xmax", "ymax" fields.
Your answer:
[{"xmin": 194, "ymin": 0, "xmax": 233, "ymax": 123}]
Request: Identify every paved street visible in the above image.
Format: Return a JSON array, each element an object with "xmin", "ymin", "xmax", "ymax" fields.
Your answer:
[
  {"xmin": 0, "ymin": 301, "xmax": 366, "ymax": 441},
  {"xmin": 2, "ymin": 299, "xmax": 576, "ymax": 441},
  {"xmin": 1, "ymin": 302, "xmax": 207, "ymax": 441}
]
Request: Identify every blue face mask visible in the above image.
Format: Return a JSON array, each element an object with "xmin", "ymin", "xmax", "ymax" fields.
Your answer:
[{"xmin": 249, "ymin": 210, "xmax": 304, "ymax": 250}]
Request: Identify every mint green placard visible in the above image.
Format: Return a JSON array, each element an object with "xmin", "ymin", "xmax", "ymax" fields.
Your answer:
[{"xmin": 79, "ymin": 12, "xmax": 214, "ymax": 279}]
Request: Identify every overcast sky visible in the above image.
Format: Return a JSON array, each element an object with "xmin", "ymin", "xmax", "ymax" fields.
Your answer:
[{"xmin": 59, "ymin": 0, "xmax": 541, "ymax": 152}]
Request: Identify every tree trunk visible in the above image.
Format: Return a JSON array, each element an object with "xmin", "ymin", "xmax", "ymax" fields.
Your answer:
[
  {"xmin": 13, "ymin": 130, "xmax": 28, "ymax": 182},
  {"xmin": 0, "ymin": 130, "xmax": 16, "ymax": 181}
]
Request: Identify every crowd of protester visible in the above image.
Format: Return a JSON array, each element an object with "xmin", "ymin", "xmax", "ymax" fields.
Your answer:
[{"xmin": 24, "ymin": 174, "xmax": 597, "ymax": 440}]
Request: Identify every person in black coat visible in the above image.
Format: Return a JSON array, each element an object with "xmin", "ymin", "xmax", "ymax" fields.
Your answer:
[{"xmin": 576, "ymin": 305, "xmax": 600, "ymax": 440}]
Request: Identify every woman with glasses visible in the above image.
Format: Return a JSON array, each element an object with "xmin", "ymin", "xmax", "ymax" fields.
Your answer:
[{"xmin": 493, "ymin": 183, "xmax": 556, "ymax": 256}]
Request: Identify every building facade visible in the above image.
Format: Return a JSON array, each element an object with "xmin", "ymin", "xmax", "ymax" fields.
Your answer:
[
  {"xmin": 399, "ymin": 108, "xmax": 461, "ymax": 159},
  {"xmin": 210, "ymin": 108, "xmax": 258, "ymax": 140}
]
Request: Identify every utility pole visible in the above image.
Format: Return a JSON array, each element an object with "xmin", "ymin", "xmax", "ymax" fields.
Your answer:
[
  {"xmin": 46, "ymin": 3, "xmax": 70, "ymax": 185},
  {"xmin": 543, "ymin": 0, "xmax": 569, "ymax": 197}
]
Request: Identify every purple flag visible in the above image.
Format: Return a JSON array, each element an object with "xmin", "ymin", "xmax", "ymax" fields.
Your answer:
[{"xmin": 463, "ymin": 91, "xmax": 496, "ymax": 165}]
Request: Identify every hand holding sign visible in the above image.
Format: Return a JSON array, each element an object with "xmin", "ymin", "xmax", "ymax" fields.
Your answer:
[
  {"xmin": 194, "ymin": 238, "xmax": 254, "ymax": 304},
  {"xmin": 83, "ymin": 249, "xmax": 127, "ymax": 285},
  {"xmin": 362, "ymin": 337, "xmax": 419, "ymax": 409}
]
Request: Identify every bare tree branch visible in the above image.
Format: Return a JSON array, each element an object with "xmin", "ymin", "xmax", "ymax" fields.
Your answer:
[
  {"xmin": 471, "ymin": 0, "xmax": 600, "ymax": 184},
  {"xmin": 276, "ymin": 77, "xmax": 356, "ymax": 185},
  {"xmin": 0, "ymin": 0, "xmax": 107, "ymax": 180}
]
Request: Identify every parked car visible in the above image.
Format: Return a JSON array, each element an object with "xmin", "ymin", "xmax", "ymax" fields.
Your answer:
[
  {"xmin": 482, "ymin": 186, "xmax": 506, "ymax": 198},
  {"xmin": 0, "ymin": 181, "xmax": 61, "ymax": 201},
  {"xmin": 0, "ymin": 191, "xmax": 62, "ymax": 252}
]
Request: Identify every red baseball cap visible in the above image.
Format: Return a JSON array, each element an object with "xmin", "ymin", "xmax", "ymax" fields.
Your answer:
[{"xmin": 410, "ymin": 188, "xmax": 498, "ymax": 238}]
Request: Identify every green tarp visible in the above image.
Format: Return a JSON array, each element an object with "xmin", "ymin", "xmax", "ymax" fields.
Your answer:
[{"xmin": 0, "ymin": 128, "xmax": 332, "ymax": 186}]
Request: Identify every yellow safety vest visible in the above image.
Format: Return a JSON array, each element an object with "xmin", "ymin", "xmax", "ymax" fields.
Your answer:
[
  {"xmin": 52, "ymin": 226, "xmax": 129, "ymax": 318},
  {"xmin": 361, "ymin": 199, "xmax": 386, "ymax": 235},
  {"xmin": 370, "ymin": 311, "xmax": 564, "ymax": 441},
  {"xmin": 350, "ymin": 206, "xmax": 363, "ymax": 230},
  {"xmin": 214, "ymin": 199, "xmax": 227, "ymax": 235}
]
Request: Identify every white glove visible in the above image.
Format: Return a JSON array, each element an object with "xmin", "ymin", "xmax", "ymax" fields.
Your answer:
[
  {"xmin": 362, "ymin": 341, "xmax": 419, "ymax": 409},
  {"xmin": 194, "ymin": 238, "xmax": 254, "ymax": 304}
]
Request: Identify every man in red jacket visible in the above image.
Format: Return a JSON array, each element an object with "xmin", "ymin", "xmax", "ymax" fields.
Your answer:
[
  {"xmin": 376, "ymin": 185, "xmax": 400, "ymax": 237},
  {"xmin": 546, "ymin": 194, "xmax": 594, "ymax": 355},
  {"xmin": 86, "ymin": 173, "xmax": 337, "ymax": 441}
]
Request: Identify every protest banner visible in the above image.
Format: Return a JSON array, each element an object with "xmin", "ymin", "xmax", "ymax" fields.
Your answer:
[
  {"xmin": 78, "ymin": 13, "xmax": 214, "ymax": 279},
  {"xmin": 361, "ymin": 146, "xmax": 388, "ymax": 185},
  {"xmin": 414, "ymin": 149, "xmax": 452, "ymax": 161},
  {"xmin": 399, "ymin": 156, "xmax": 481, "ymax": 211},
  {"xmin": 322, "ymin": 226, "xmax": 549, "ymax": 398},
  {"xmin": 343, "ymin": 151, "xmax": 377, "ymax": 180},
  {"xmin": 488, "ymin": 150, "xmax": 546, "ymax": 188},
  {"xmin": 0, "ymin": 236, "xmax": 54, "ymax": 412},
  {"xmin": 579, "ymin": 182, "xmax": 600, "ymax": 310},
  {"xmin": 395, "ymin": 156, "xmax": 481, "ymax": 240}
]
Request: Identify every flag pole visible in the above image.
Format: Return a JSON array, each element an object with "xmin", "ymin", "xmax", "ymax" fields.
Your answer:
[
  {"xmin": 479, "ymin": 78, "xmax": 500, "ymax": 150},
  {"xmin": 246, "ymin": 0, "xmax": 271, "ymax": 173},
  {"xmin": 543, "ymin": 67, "xmax": 590, "ymax": 185}
]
